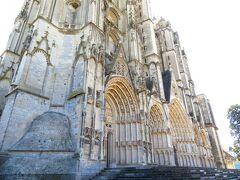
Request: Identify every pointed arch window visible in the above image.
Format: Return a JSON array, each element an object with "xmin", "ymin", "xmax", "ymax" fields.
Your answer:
[
  {"xmin": 72, "ymin": 57, "xmax": 84, "ymax": 92},
  {"xmin": 25, "ymin": 50, "xmax": 48, "ymax": 93}
]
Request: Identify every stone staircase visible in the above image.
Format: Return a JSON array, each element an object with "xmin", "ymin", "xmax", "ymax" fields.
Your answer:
[{"xmin": 91, "ymin": 166, "xmax": 240, "ymax": 180}]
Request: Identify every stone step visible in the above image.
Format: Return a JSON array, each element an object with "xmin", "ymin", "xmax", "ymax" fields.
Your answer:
[{"xmin": 92, "ymin": 166, "xmax": 240, "ymax": 180}]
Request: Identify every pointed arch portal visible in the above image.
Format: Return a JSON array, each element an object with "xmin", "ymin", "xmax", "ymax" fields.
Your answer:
[
  {"xmin": 169, "ymin": 99, "xmax": 198, "ymax": 167},
  {"xmin": 104, "ymin": 77, "xmax": 141, "ymax": 167},
  {"xmin": 147, "ymin": 104, "xmax": 174, "ymax": 166}
]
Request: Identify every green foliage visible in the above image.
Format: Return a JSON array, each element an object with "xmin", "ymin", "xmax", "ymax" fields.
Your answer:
[
  {"xmin": 227, "ymin": 104, "xmax": 240, "ymax": 160},
  {"xmin": 227, "ymin": 105, "xmax": 240, "ymax": 139},
  {"xmin": 232, "ymin": 141, "xmax": 240, "ymax": 160}
]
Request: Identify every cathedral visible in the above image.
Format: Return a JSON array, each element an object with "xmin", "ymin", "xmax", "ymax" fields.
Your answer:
[{"xmin": 0, "ymin": 0, "xmax": 226, "ymax": 179}]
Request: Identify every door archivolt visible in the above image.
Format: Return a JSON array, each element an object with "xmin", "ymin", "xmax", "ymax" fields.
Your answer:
[
  {"xmin": 169, "ymin": 99, "xmax": 197, "ymax": 167},
  {"xmin": 104, "ymin": 77, "xmax": 141, "ymax": 165}
]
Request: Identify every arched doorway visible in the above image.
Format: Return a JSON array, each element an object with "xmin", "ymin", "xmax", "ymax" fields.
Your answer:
[
  {"xmin": 104, "ymin": 77, "xmax": 140, "ymax": 166},
  {"xmin": 169, "ymin": 99, "xmax": 198, "ymax": 167},
  {"xmin": 149, "ymin": 104, "xmax": 167, "ymax": 165},
  {"xmin": 146, "ymin": 104, "xmax": 175, "ymax": 166}
]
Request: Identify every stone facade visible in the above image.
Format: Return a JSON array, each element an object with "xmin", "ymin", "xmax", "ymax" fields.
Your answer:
[{"xmin": 0, "ymin": 0, "xmax": 226, "ymax": 178}]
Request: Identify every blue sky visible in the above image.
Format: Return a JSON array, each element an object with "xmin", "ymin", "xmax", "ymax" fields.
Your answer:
[{"xmin": 0, "ymin": 0, "xmax": 240, "ymax": 151}]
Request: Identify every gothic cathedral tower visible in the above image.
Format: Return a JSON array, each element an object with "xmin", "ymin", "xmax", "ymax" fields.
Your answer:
[{"xmin": 0, "ymin": 0, "xmax": 225, "ymax": 179}]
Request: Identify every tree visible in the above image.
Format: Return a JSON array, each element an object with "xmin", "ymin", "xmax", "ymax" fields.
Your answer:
[{"xmin": 227, "ymin": 104, "xmax": 240, "ymax": 160}]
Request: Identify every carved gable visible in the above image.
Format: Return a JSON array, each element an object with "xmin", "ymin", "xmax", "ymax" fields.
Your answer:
[
  {"xmin": 111, "ymin": 45, "xmax": 131, "ymax": 82},
  {"xmin": 106, "ymin": 45, "xmax": 131, "ymax": 82},
  {"xmin": 113, "ymin": 57, "xmax": 128, "ymax": 77}
]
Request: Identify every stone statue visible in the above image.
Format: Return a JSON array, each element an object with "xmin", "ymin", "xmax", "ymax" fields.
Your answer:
[
  {"xmin": 23, "ymin": 26, "xmax": 34, "ymax": 50},
  {"xmin": 90, "ymin": 43, "xmax": 98, "ymax": 58}
]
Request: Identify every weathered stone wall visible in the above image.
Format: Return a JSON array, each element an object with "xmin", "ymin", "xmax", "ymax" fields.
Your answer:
[
  {"xmin": 0, "ymin": 92, "xmax": 50, "ymax": 150},
  {"xmin": 0, "ymin": 80, "xmax": 10, "ymax": 117}
]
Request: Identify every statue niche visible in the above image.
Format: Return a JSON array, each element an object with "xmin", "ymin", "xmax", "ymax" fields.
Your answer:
[{"xmin": 64, "ymin": 0, "xmax": 81, "ymax": 28}]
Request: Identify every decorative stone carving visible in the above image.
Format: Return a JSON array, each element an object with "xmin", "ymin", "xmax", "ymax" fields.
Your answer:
[
  {"xmin": 156, "ymin": 17, "xmax": 172, "ymax": 29},
  {"xmin": 128, "ymin": 4, "xmax": 136, "ymax": 29},
  {"xmin": 90, "ymin": 43, "xmax": 98, "ymax": 58},
  {"xmin": 84, "ymin": 127, "xmax": 92, "ymax": 140},
  {"xmin": 87, "ymin": 87, "xmax": 94, "ymax": 104},
  {"xmin": 96, "ymin": 100, "xmax": 103, "ymax": 108},
  {"xmin": 98, "ymin": 45, "xmax": 104, "ymax": 62},
  {"xmin": 105, "ymin": 52, "xmax": 114, "ymax": 75},
  {"xmin": 16, "ymin": 0, "xmax": 30, "ymax": 21},
  {"xmin": 23, "ymin": 26, "xmax": 34, "ymax": 51},
  {"xmin": 136, "ymin": 72, "xmax": 147, "ymax": 93},
  {"xmin": 66, "ymin": 0, "xmax": 81, "ymax": 9},
  {"xmin": 95, "ymin": 130, "xmax": 102, "ymax": 142},
  {"xmin": 0, "ymin": 52, "xmax": 20, "ymax": 80}
]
